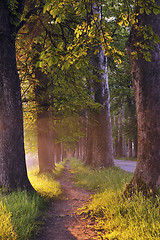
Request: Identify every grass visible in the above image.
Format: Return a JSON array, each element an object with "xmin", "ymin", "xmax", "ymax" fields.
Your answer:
[
  {"xmin": 114, "ymin": 156, "xmax": 137, "ymax": 161},
  {"xmin": 69, "ymin": 158, "xmax": 133, "ymax": 192},
  {"xmin": 28, "ymin": 163, "xmax": 64, "ymax": 200},
  {"xmin": 69, "ymin": 158, "xmax": 160, "ymax": 240},
  {"xmin": 0, "ymin": 161, "xmax": 65, "ymax": 240}
]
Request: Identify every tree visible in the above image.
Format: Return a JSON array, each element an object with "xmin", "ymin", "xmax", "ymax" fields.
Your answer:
[
  {"xmin": 126, "ymin": 0, "xmax": 160, "ymax": 194},
  {"xmin": 108, "ymin": 57, "xmax": 137, "ymax": 158},
  {"xmin": 84, "ymin": 2, "xmax": 114, "ymax": 168},
  {"xmin": 16, "ymin": 2, "xmax": 99, "ymax": 171},
  {"xmin": 0, "ymin": 1, "xmax": 32, "ymax": 190}
]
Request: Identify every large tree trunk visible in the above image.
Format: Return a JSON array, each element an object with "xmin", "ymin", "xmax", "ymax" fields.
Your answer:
[
  {"xmin": 126, "ymin": 1, "xmax": 160, "ymax": 193},
  {"xmin": 0, "ymin": 2, "xmax": 32, "ymax": 190}
]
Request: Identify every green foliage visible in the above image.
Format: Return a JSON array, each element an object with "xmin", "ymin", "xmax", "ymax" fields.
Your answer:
[
  {"xmin": 138, "ymin": 0, "xmax": 160, "ymax": 16},
  {"xmin": 53, "ymin": 115, "xmax": 86, "ymax": 148},
  {"xmin": 131, "ymin": 24, "xmax": 160, "ymax": 61},
  {"xmin": 16, "ymin": 0, "xmax": 159, "ymax": 154},
  {"xmin": 8, "ymin": 0, "xmax": 18, "ymax": 12},
  {"xmin": 108, "ymin": 55, "xmax": 137, "ymax": 143},
  {"xmin": 7, "ymin": 0, "xmax": 22, "ymax": 27}
]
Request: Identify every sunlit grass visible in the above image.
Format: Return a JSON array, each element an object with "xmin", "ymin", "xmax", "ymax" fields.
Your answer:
[
  {"xmin": 28, "ymin": 169, "xmax": 62, "ymax": 200},
  {"xmin": 69, "ymin": 157, "xmax": 133, "ymax": 192},
  {"xmin": 0, "ymin": 202, "xmax": 18, "ymax": 240},
  {"xmin": 81, "ymin": 190, "xmax": 160, "ymax": 239},
  {"xmin": 0, "ymin": 161, "xmax": 65, "ymax": 239},
  {"xmin": 0, "ymin": 190, "xmax": 45, "ymax": 239},
  {"xmin": 69, "ymin": 158, "xmax": 160, "ymax": 239}
]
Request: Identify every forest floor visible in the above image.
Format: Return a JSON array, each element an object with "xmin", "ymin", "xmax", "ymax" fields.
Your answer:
[{"xmin": 36, "ymin": 163, "xmax": 98, "ymax": 240}]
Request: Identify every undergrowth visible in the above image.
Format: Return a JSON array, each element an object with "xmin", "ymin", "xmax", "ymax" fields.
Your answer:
[
  {"xmin": 0, "ymin": 161, "xmax": 65, "ymax": 240},
  {"xmin": 69, "ymin": 158, "xmax": 160, "ymax": 239},
  {"xmin": 69, "ymin": 157, "xmax": 133, "ymax": 192}
]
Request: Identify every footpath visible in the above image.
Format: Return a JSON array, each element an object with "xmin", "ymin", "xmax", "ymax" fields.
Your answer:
[{"xmin": 36, "ymin": 164, "xmax": 97, "ymax": 240}]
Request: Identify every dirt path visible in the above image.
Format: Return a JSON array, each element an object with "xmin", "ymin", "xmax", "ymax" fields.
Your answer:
[{"xmin": 36, "ymin": 164, "xmax": 98, "ymax": 240}]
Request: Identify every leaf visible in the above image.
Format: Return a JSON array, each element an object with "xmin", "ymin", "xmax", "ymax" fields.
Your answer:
[
  {"xmin": 154, "ymin": 34, "xmax": 160, "ymax": 44},
  {"xmin": 117, "ymin": 20, "xmax": 123, "ymax": 26},
  {"xmin": 153, "ymin": 7, "xmax": 160, "ymax": 15},
  {"xmin": 140, "ymin": 8, "xmax": 144, "ymax": 14},
  {"xmin": 145, "ymin": 8, "xmax": 151, "ymax": 15},
  {"xmin": 39, "ymin": 61, "xmax": 44, "ymax": 68},
  {"xmin": 143, "ymin": 52, "xmax": 151, "ymax": 62},
  {"xmin": 43, "ymin": 3, "xmax": 51, "ymax": 13},
  {"xmin": 35, "ymin": 61, "xmax": 40, "ymax": 68},
  {"xmin": 55, "ymin": 16, "xmax": 61, "ymax": 24}
]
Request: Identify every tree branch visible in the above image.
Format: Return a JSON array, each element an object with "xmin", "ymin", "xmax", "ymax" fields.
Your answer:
[{"xmin": 16, "ymin": 5, "xmax": 44, "ymax": 33}]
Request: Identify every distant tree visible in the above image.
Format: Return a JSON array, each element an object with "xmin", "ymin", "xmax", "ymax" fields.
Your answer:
[
  {"xmin": 83, "ymin": 1, "xmax": 114, "ymax": 168},
  {"xmin": 109, "ymin": 57, "xmax": 137, "ymax": 158}
]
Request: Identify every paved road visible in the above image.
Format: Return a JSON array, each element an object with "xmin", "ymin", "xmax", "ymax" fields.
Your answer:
[{"xmin": 114, "ymin": 159, "xmax": 137, "ymax": 173}]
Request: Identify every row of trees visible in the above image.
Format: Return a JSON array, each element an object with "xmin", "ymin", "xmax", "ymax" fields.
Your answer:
[{"xmin": 0, "ymin": 0, "xmax": 160, "ymax": 194}]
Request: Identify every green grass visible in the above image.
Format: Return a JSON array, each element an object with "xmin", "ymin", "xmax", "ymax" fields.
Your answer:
[
  {"xmin": 69, "ymin": 157, "xmax": 133, "ymax": 192},
  {"xmin": 114, "ymin": 156, "xmax": 137, "ymax": 161},
  {"xmin": 0, "ymin": 161, "xmax": 65, "ymax": 240},
  {"xmin": 28, "ymin": 162, "xmax": 65, "ymax": 200},
  {"xmin": 69, "ymin": 158, "xmax": 160, "ymax": 240}
]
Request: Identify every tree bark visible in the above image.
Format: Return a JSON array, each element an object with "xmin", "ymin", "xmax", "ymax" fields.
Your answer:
[
  {"xmin": 85, "ymin": 2, "xmax": 114, "ymax": 168},
  {"xmin": 118, "ymin": 112, "xmax": 123, "ymax": 157},
  {"xmin": 84, "ymin": 114, "xmax": 94, "ymax": 165},
  {"xmin": 0, "ymin": 1, "xmax": 32, "ymax": 190},
  {"xmin": 133, "ymin": 138, "xmax": 138, "ymax": 158},
  {"xmin": 37, "ymin": 110, "xmax": 54, "ymax": 173},
  {"xmin": 128, "ymin": 139, "xmax": 133, "ymax": 158},
  {"xmin": 126, "ymin": 0, "xmax": 160, "ymax": 193},
  {"xmin": 34, "ymin": 66, "xmax": 55, "ymax": 173},
  {"xmin": 91, "ymin": 46, "xmax": 114, "ymax": 168}
]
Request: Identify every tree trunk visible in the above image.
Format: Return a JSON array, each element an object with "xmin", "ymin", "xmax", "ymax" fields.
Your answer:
[
  {"xmin": 37, "ymin": 110, "xmax": 54, "ymax": 173},
  {"xmin": 34, "ymin": 66, "xmax": 55, "ymax": 173},
  {"xmin": 122, "ymin": 136, "xmax": 127, "ymax": 157},
  {"xmin": 91, "ymin": 46, "xmax": 114, "ymax": 168},
  {"xmin": 113, "ymin": 115, "xmax": 119, "ymax": 157},
  {"xmin": 128, "ymin": 139, "xmax": 133, "ymax": 158},
  {"xmin": 126, "ymin": 1, "xmax": 160, "ymax": 193},
  {"xmin": 84, "ymin": 2, "xmax": 114, "ymax": 168},
  {"xmin": 55, "ymin": 143, "xmax": 61, "ymax": 163},
  {"xmin": 133, "ymin": 138, "xmax": 138, "ymax": 158},
  {"xmin": 0, "ymin": 2, "xmax": 32, "ymax": 190},
  {"xmin": 84, "ymin": 114, "xmax": 94, "ymax": 166},
  {"xmin": 117, "ymin": 111, "xmax": 123, "ymax": 157}
]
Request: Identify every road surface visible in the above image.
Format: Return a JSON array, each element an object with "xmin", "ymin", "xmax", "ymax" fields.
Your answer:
[{"xmin": 114, "ymin": 159, "xmax": 137, "ymax": 173}]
